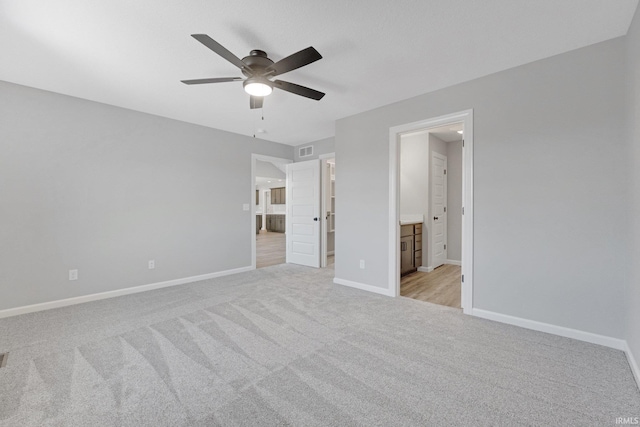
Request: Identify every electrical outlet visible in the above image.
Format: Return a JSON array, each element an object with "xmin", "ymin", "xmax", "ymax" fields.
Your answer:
[
  {"xmin": 148, "ymin": 260, "xmax": 155, "ymax": 269},
  {"xmin": 242, "ymin": 203, "xmax": 249, "ymax": 211},
  {"xmin": 359, "ymin": 260, "xmax": 365, "ymax": 269},
  {"xmin": 69, "ymin": 269, "xmax": 78, "ymax": 281}
]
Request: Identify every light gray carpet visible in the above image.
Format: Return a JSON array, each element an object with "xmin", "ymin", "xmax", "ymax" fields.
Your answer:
[{"xmin": 0, "ymin": 264, "xmax": 638, "ymax": 426}]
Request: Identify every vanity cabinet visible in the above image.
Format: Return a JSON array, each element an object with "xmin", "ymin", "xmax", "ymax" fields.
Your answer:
[
  {"xmin": 266, "ymin": 214, "xmax": 286, "ymax": 233},
  {"xmin": 270, "ymin": 187, "xmax": 286, "ymax": 204},
  {"xmin": 400, "ymin": 223, "xmax": 423, "ymax": 276}
]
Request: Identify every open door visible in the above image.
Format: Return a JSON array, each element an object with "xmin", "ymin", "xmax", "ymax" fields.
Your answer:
[{"xmin": 286, "ymin": 160, "xmax": 321, "ymax": 267}]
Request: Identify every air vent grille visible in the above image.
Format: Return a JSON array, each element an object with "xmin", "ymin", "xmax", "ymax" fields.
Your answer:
[{"xmin": 299, "ymin": 145, "xmax": 313, "ymax": 158}]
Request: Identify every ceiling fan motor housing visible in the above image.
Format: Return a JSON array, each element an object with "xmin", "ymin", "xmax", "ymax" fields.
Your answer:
[{"xmin": 241, "ymin": 50, "xmax": 274, "ymax": 77}]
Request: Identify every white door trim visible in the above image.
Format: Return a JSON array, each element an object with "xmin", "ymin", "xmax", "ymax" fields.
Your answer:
[
  {"xmin": 389, "ymin": 109, "xmax": 474, "ymax": 314},
  {"xmin": 251, "ymin": 154, "xmax": 293, "ymax": 270}
]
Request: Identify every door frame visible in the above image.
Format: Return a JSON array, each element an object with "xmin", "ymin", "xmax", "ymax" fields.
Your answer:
[
  {"xmin": 251, "ymin": 153, "xmax": 293, "ymax": 270},
  {"xmin": 388, "ymin": 109, "xmax": 474, "ymax": 314},
  {"xmin": 319, "ymin": 152, "xmax": 336, "ymax": 268}
]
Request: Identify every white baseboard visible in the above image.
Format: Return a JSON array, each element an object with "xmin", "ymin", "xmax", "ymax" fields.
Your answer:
[
  {"xmin": 471, "ymin": 308, "xmax": 626, "ymax": 350},
  {"xmin": 333, "ymin": 277, "xmax": 395, "ymax": 297},
  {"xmin": 0, "ymin": 266, "xmax": 254, "ymax": 320},
  {"xmin": 418, "ymin": 262, "xmax": 460, "ymax": 273},
  {"xmin": 624, "ymin": 342, "xmax": 640, "ymax": 388}
]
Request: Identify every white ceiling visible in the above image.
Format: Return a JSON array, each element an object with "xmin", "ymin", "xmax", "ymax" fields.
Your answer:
[
  {"xmin": 402, "ymin": 124, "xmax": 462, "ymax": 143},
  {"xmin": 1, "ymin": 1, "xmax": 637, "ymax": 146},
  {"xmin": 428, "ymin": 124, "xmax": 464, "ymax": 143},
  {"xmin": 255, "ymin": 177, "xmax": 285, "ymax": 189}
]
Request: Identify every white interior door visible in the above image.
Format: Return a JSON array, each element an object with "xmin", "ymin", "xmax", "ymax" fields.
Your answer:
[
  {"xmin": 431, "ymin": 152, "xmax": 447, "ymax": 269},
  {"xmin": 286, "ymin": 160, "xmax": 321, "ymax": 267}
]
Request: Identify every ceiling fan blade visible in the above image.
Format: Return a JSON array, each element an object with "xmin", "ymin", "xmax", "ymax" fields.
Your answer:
[
  {"xmin": 191, "ymin": 34, "xmax": 249, "ymax": 71},
  {"xmin": 250, "ymin": 96, "xmax": 264, "ymax": 109},
  {"xmin": 181, "ymin": 77, "xmax": 243, "ymax": 85},
  {"xmin": 265, "ymin": 47, "xmax": 322, "ymax": 77},
  {"xmin": 273, "ymin": 80, "xmax": 325, "ymax": 100}
]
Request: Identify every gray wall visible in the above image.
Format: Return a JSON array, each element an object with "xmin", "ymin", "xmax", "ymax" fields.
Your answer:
[
  {"xmin": 446, "ymin": 139, "xmax": 463, "ymax": 262},
  {"xmin": 399, "ymin": 132, "xmax": 429, "ymax": 267},
  {"xmin": 255, "ymin": 160, "xmax": 286, "ymax": 179},
  {"xmin": 626, "ymin": 6, "xmax": 640, "ymax": 369},
  {"xmin": 294, "ymin": 137, "xmax": 335, "ymax": 162},
  {"xmin": 399, "ymin": 132, "xmax": 428, "ymax": 218},
  {"xmin": 335, "ymin": 37, "xmax": 627, "ymax": 338},
  {"xmin": 0, "ymin": 81, "xmax": 293, "ymax": 311}
]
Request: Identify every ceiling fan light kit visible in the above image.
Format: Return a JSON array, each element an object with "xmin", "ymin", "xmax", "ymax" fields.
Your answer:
[
  {"xmin": 243, "ymin": 77, "xmax": 273, "ymax": 97},
  {"xmin": 181, "ymin": 34, "xmax": 324, "ymax": 109}
]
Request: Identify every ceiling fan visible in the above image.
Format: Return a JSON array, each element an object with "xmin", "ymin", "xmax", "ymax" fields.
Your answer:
[{"xmin": 181, "ymin": 34, "xmax": 325, "ymax": 109}]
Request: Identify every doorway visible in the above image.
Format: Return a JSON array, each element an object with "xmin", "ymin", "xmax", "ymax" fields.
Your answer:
[
  {"xmin": 251, "ymin": 154, "xmax": 292, "ymax": 269},
  {"xmin": 399, "ymin": 124, "xmax": 463, "ymax": 308},
  {"xmin": 389, "ymin": 110, "xmax": 474, "ymax": 314}
]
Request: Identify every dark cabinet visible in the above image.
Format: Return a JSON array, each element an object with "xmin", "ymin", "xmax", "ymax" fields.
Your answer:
[
  {"xmin": 400, "ymin": 223, "xmax": 423, "ymax": 276},
  {"xmin": 400, "ymin": 236, "xmax": 414, "ymax": 275},
  {"xmin": 266, "ymin": 214, "xmax": 286, "ymax": 233},
  {"xmin": 256, "ymin": 215, "xmax": 262, "ymax": 234},
  {"xmin": 270, "ymin": 187, "xmax": 286, "ymax": 205},
  {"xmin": 256, "ymin": 190, "xmax": 259, "ymax": 205}
]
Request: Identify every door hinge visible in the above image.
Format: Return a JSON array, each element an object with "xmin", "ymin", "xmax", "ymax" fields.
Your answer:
[
  {"xmin": 462, "ymin": 207, "xmax": 464, "ymax": 215},
  {"xmin": 462, "ymin": 274, "xmax": 464, "ymax": 283},
  {"xmin": 444, "ymin": 244, "xmax": 446, "ymax": 250},
  {"xmin": 462, "ymin": 139, "xmax": 465, "ymax": 147},
  {"xmin": 444, "ymin": 206, "xmax": 446, "ymax": 213},
  {"xmin": 444, "ymin": 169, "xmax": 446, "ymax": 175}
]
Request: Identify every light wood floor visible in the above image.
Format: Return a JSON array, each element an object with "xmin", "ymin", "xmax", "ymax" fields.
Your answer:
[
  {"xmin": 256, "ymin": 230, "xmax": 285, "ymax": 268},
  {"xmin": 401, "ymin": 264, "xmax": 462, "ymax": 309},
  {"xmin": 256, "ymin": 231, "xmax": 335, "ymax": 269}
]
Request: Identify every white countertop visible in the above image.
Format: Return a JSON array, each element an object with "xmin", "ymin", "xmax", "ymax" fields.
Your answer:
[{"xmin": 400, "ymin": 214, "xmax": 424, "ymax": 225}]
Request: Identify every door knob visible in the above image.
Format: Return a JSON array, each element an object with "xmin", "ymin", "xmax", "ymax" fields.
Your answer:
[
  {"xmin": 313, "ymin": 217, "xmax": 318, "ymax": 221},
  {"xmin": 434, "ymin": 216, "xmax": 439, "ymax": 220}
]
